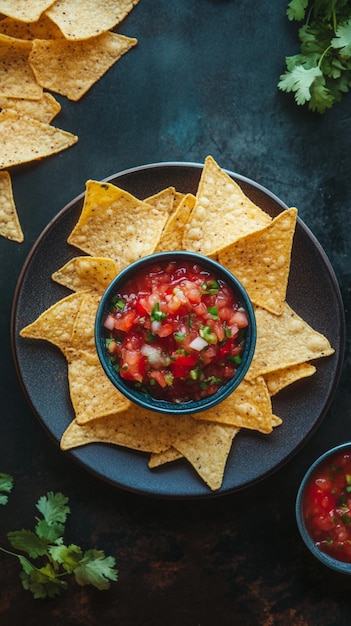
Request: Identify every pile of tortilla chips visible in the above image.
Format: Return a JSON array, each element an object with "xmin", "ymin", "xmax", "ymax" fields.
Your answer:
[
  {"xmin": 20, "ymin": 156, "xmax": 335, "ymax": 491},
  {"xmin": 0, "ymin": 0, "xmax": 139, "ymax": 242}
]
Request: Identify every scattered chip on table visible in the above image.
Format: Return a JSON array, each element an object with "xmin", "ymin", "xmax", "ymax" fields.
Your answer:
[
  {"xmin": 45, "ymin": 0, "xmax": 140, "ymax": 40},
  {"xmin": 0, "ymin": 14, "xmax": 63, "ymax": 39},
  {"xmin": 29, "ymin": 32, "xmax": 138, "ymax": 101},
  {"xmin": 0, "ymin": 0, "xmax": 56, "ymax": 24},
  {"xmin": 0, "ymin": 92, "xmax": 61, "ymax": 123},
  {"xmin": 0, "ymin": 108, "xmax": 77, "ymax": 169},
  {"xmin": 0, "ymin": 170, "xmax": 23, "ymax": 242},
  {"xmin": 0, "ymin": 33, "xmax": 43, "ymax": 100},
  {"xmin": 219, "ymin": 207, "xmax": 298, "ymax": 315}
]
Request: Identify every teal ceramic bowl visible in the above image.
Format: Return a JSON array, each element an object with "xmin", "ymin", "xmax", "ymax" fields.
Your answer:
[
  {"xmin": 95, "ymin": 251, "xmax": 256, "ymax": 415},
  {"xmin": 296, "ymin": 442, "xmax": 351, "ymax": 575}
]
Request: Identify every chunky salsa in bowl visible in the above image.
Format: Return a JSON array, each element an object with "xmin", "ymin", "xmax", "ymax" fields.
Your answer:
[
  {"xmin": 296, "ymin": 443, "xmax": 351, "ymax": 574},
  {"xmin": 95, "ymin": 251, "xmax": 256, "ymax": 415}
]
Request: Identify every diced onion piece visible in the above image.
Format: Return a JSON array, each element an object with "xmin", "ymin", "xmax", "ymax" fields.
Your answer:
[
  {"xmin": 189, "ymin": 336, "xmax": 208, "ymax": 351},
  {"xmin": 151, "ymin": 320, "xmax": 161, "ymax": 332},
  {"xmin": 104, "ymin": 314, "xmax": 115, "ymax": 330}
]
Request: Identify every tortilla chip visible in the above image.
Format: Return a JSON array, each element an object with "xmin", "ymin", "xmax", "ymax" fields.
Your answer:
[
  {"xmin": 70, "ymin": 291, "xmax": 101, "ymax": 353},
  {"xmin": 52, "ymin": 256, "xmax": 118, "ymax": 293},
  {"xmin": 0, "ymin": 33, "xmax": 43, "ymax": 100},
  {"xmin": 67, "ymin": 180, "xmax": 168, "ymax": 268},
  {"xmin": 0, "ymin": 170, "xmax": 23, "ymax": 242},
  {"xmin": 246, "ymin": 303, "xmax": 335, "ymax": 381},
  {"xmin": 219, "ymin": 207, "xmax": 298, "ymax": 315},
  {"xmin": 148, "ymin": 448, "xmax": 183, "ymax": 468},
  {"xmin": 19, "ymin": 291, "xmax": 88, "ymax": 352},
  {"xmin": 46, "ymin": 0, "xmax": 140, "ymax": 40},
  {"xmin": 0, "ymin": 108, "xmax": 77, "ymax": 168},
  {"xmin": 60, "ymin": 406, "xmax": 175, "ymax": 454},
  {"xmin": 0, "ymin": 1, "xmax": 56, "ymax": 23},
  {"xmin": 0, "ymin": 92, "xmax": 61, "ymax": 123},
  {"xmin": 144, "ymin": 186, "xmax": 177, "ymax": 214},
  {"xmin": 156, "ymin": 193, "xmax": 195, "ymax": 252},
  {"xmin": 0, "ymin": 14, "xmax": 63, "ymax": 39},
  {"xmin": 65, "ymin": 348, "xmax": 130, "ymax": 424},
  {"xmin": 192, "ymin": 377, "xmax": 274, "ymax": 434},
  {"xmin": 272, "ymin": 415, "xmax": 283, "ymax": 427},
  {"xmin": 172, "ymin": 421, "xmax": 239, "ymax": 491},
  {"xmin": 29, "ymin": 32, "xmax": 138, "ymax": 101},
  {"xmin": 182, "ymin": 155, "xmax": 271, "ymax": 256},
  {"xmin": 264, "ymin": 362, "xmax": 316, "ymax": 396}
]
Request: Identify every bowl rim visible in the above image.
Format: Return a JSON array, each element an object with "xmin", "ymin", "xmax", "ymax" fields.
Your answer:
[
  {"xmin": 296, "ymin": 441, "xmax": 351, "ymax": 574},
  {"xmin": 95, "ymin": 250, "xmax": 257, "ymax": 415}
]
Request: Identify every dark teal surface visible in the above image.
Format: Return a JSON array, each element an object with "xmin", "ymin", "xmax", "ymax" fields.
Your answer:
[{"xmin": 1, "ymin": 1, "xmax": 351, "ymax": 624}]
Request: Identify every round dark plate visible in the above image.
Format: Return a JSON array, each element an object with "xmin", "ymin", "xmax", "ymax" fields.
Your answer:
[{"xmin": 11, "ymin": 163, "xmax": 345, "ymax": 498}]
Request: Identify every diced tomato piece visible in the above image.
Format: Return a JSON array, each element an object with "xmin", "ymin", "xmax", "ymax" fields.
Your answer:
[
  {"xmin": 114, "ymin": 310, "xmax": 137, "ymax": 332},
  {"xmin": 229, "ymin": 310, "xmax": 248, "ymax": 328},
  {"xmin": 149, "ymin": 370, "xmax": 167, "ymax": 388}
]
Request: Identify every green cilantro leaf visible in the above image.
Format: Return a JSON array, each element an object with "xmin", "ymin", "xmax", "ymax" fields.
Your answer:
[
  {"xmin": 73, "ymin": 550, "xmax": 118, "ymax": 590},
  {"xmin": 332, "ymin": 19, "xmax": 351, "ymax": 56},
  {"xmin": 49, "ymin": 544, "xmax": 83, "ymax": 573},
  {"xmin": 20, "ymin": 561, "xmax": 68, "ymax": 599},
  {"xmin": 7, "ymin": 529, "xmax": 50, "ymax": 559},
  {"xmin": 278, "ymin": 64, "xmax": 323, "ymax": 104},
  {"xmin": 36, "ymin": 491, "xmax": 70, "ymax": 525},
  {"xmin": 287, "ymin": 0, "xmax": 309, "ymax": 21},
  {"xmin": 0, "ymin": 473, "xmax": 13, "ymax": 506}
]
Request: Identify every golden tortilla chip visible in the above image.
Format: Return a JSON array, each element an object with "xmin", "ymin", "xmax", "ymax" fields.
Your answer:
[
  {"xmin": 0, "ymin": 92, "xmax": 61, "ymax": 123},
  {"xmin": 19, "ymin": 291, "xmax": 88, "ymax": 352},
  {"xmin": 0, "ymin": 33, "xmax": 43, "ymax": 100},
  {"xmin": 0, "ymin": 108, "xmax": 77, "ymax": 168},
  {"xmin": 67, "ymin": 180, "xmax": 168, "ymax": 268},
  {"xmin": 144, "ymin": 186, "xmax": 177, "ymax": 214},
  {"xmin": 60, "ymin": 406, "xmax": 174, "ymax": 454},
  {"xmin": 0, "ymin": 1, "xmax": 56, "ymax": 23},
  {"xmin": 65, "ymin": 348, "xmax": 130, "ymax": 424},
  {"xmin": 182, "ymin": 155, "xmax": 271, "ymax": 256},
  {"xmin": 0, "ymin": 170, "xmax": 23, "ymax": 242},
  {"xmin": 172, "ymin": 421, "xmax": 239, "ymax": 491},
  {"xmin": 246, "ymin": 303, "xmax": 335, "ymax": 381},
  {"xmin": 192, "ymin": 377, "xmax": 274, "ymax": 434},
  {"xmin": 219, "ymin": 207, "xmax": 298, "ymax": 315},
  {"xmin": 264, "ymin": 362, "xmax": 316, "ymax": 396},
  {"xmin": 52, "ymin": 256, "xmax": 118, "ymax": 293},
  {"xmin": 148, "ymin": 448, "xmax": 183, "ymax": 468},
  {"xmin": 0, "ymin": 14, "xmax": 63, "ymax": 39},
  {"xmin": 29, "ymin": 32, "xmax": 138, "ymax": 101},
  {"xmin": 156, "ymin": 193, "xmax": 195, "ymax": 252},
  {"xmin": 46, "ymin": 0, "xmax": 140, "ymax": 40},
  {"xmin": 70, "ymin": 291, "xmax": 101, "ymax": 353}
]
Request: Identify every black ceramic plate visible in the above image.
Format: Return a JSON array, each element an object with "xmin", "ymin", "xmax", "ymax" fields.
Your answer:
[{"xmin": 11, "ymin": 163, "xmax": 345, "ymax": 498}]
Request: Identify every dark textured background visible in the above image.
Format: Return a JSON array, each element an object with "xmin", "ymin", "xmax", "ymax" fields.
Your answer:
[{"xmin": 1, "ymin": 1, "xmax": 351, "ymax": 624}]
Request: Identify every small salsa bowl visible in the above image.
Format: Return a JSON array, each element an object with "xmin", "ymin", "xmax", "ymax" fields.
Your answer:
[
  {"xmin": 296, "ymin": 442, "xmax": 351, "ymax": 574},
  {"xmin": 95, "ymin": 251, "xmax": 256, "ymax": 415}
]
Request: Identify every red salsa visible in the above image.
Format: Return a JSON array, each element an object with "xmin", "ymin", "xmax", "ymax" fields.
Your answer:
[
  {"xmin": 103, "ymin": 259, "xmax": 249, "ymax": 403},
  {"xmin": 303, "ymin": 450, "xmax": 351, "ymax": 563}
]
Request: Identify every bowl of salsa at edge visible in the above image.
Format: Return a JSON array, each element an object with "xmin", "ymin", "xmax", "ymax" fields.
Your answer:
[
  {"xmin": 95, "ymin": 251, "xmax": 256, "ymax": 415},
  {"xmin": 296, "ymin": 443, "xmax": 351, "ymax": 574}
]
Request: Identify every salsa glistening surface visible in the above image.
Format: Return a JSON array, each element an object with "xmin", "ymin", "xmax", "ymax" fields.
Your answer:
[
  {"xmin": 103, "ymin": 259, "xmax": 249, "ymax": 403},
  {"xmin": 303, "ymin": 450, "xmax": 351, "ymax": 563}
]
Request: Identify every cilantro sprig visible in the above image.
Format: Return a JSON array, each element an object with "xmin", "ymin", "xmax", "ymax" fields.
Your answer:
[
  {"xmin": 278, "ymin": 0, "xmax": 351, "ymax": 112},
  {"xmin": 0, "ymin": 477, "xmax": 118, "ymax": 599}
]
